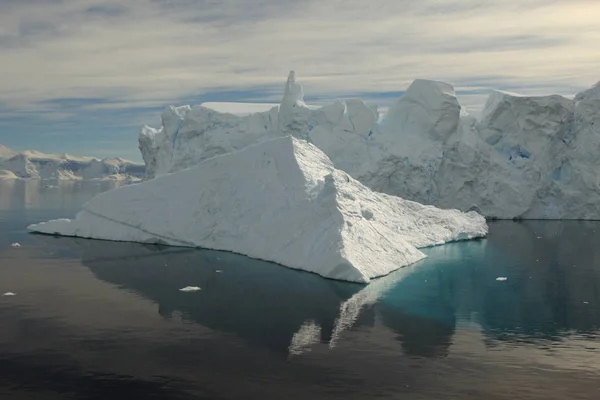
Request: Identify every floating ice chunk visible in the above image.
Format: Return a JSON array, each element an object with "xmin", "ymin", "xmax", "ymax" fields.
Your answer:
[
  {"xmin": 10, "ymin": 243, "xmax": 21, "ymax": 248},
  {"xmin": 28, "ymin": 136, "xmax": 487, "ymax": 283},
  {"xmin": 179, "ymin": 286, "xmax": 201, "ymax": 292},
  {"xmin": 496, "ymin": 277, "xmax": 508, "ymax": 281},
  {"xmin": 3, "ymin": 292, "xmax": 16, "ymax": 296}
]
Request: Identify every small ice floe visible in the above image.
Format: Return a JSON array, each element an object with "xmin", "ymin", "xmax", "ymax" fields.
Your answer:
[
  {"xmin": 179, "ymin": 286, "xmax": 201, "ymax": 292},
  {"xmin": 10, "ymin": 243, "xmax": 21, "ymax": 248},
  {"xmin": 583, "ymin": 302, "xmax": 589, "ymax": 305},
  {"xmin": 215, "ymin": 270, "xmax": 223, "ymax": 273},
  {"xmin": 537, "ymin": 236, "xmax": 542, "ymax": 239},
  {"xmin": 3, "ymin": 292, "xmax": 16, "ymax": 296},
  {"xmin": 496, "ymin": 277, "xmax": 508, "ymax": 281}
]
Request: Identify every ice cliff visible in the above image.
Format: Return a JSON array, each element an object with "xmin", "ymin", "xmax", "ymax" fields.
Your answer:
[
  {"xmin": 0, "ymin": 146, "xmax": 145, "ymax": 182},
  {"xmin": 139, "ymin": 72, "xmax": 600, "ymax": 220},
  {"xmin": 29, "ymin": 136, "xmax": 487, "ymax": 283}
]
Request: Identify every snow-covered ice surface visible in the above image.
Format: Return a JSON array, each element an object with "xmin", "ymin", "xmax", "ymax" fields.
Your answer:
[
  {"xmin": 139, "ymin": 72, "xmax": 600, "ymax": 220},
  {"xmin": 0, "ymin": 170, "xmax": 19, "ymax": 180},
  {"xmin": 0, "ymin": 146, "xmax": 145, "ymax": 182},
  {"xmin": 200, "ymin": 102, "xmax": 280, "ymax": 116},
  {"xmin": 28, "ymin": 136, "xmax": 486, "ymax": 283}
]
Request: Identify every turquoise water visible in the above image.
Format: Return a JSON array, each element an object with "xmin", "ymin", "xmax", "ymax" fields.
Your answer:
[{"xmin": 0, "ymin": 181, "xmax": 599, "ymax": 399}]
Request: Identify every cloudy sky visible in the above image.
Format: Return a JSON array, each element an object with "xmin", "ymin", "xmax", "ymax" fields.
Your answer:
[{"xmin": 1, "ymin": 0, "xmax": 599, "ymax": 161}]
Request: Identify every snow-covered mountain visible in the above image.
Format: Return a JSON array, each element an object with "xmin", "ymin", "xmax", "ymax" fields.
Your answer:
[
  {"xmin": 0, "ymin": 146, "xmax": 145, "ymax": 182},
  {"xmin": 139, "ymin": 72, "xmax": 600, "ymax": 220}
]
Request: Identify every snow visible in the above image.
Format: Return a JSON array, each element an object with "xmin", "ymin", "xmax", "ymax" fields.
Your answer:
[
  {"xmin": 0, "ymin": 145, "xmax": 16, "ymax": 159},
  {"xmin": 138, "ymin": 72, "xmax": 600, "ymax": 220},
  {"xmin": 0, "ymin": 170, "xmax": 19, "ymax": 180},
  {"xmin": 179, "ymin": 286, "xmax": 202, "ymax": 292},
  {"xmin": 201, "ymin": 102, "xmax": 280, "ymax": 115},
  {"xmin": 0, "ymin": 145, "xmax": 144, "ymax": 182},
  {"xmin": 29, "ymin": 136, "xmax": 487, "ymax": 283},
  {"xmin": 382, "ymin": 79, "xmax": 460, "ymax": 142}
]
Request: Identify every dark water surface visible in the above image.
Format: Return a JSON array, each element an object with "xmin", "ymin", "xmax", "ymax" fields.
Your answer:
[{"xmin": 0, "ymin": 180, "xmax": 599, "ymax": 399}]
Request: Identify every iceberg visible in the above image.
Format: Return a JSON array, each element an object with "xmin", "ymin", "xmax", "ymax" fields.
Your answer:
[
  {"xmin": 29, "ymin": 136, "xmax": 487, "ymax": 283},
  {"xmin": 139, "ymin": 72, "xmax": 600, "ymax": 220},
  {"xmin": 0, "ymin": 145, "xmax": 145, "ymax": 182}
]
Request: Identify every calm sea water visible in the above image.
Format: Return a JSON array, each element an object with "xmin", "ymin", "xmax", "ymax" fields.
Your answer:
[{"xmin": 0, "ymin": 180, "xmax": 599, "ymax": 399}]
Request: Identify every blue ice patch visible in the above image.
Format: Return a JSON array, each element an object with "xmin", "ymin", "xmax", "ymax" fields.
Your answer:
[
  {"xmin": 507, "ymin": 145, "xmax": 531, "ymax": 162},
  {"xmin": 552, "ymin": 166, "xmax": 562, "ymax": 181}
]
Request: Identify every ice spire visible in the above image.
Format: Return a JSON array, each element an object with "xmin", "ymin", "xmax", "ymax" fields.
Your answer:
[{"xmin": 281, "ymin": 71, "xmax": 306, "ymax": 107}]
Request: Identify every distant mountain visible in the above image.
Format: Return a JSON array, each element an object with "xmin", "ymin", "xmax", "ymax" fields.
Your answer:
[{"xmin": 0, "ymin": 145, "xmax": 145, "ymax": 182}]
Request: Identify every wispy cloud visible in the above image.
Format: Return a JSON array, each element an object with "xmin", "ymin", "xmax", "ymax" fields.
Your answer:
[{"xmin": 1, "ymin": 0, "xmax": 599, "ymax": 158}]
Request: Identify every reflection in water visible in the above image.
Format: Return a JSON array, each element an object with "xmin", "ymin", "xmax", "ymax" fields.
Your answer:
[
  {"xmin": 3, "ymin": 176, "xmax": 600, "ymax": 398},
  {"xmin": 378, "ymin": 222, "xmax": 600, "ymax": 353},
  {"xmin": 331, "ymin": 240, "xmax": 488, "ymax": 357},
  {"xmin": 477, "ymin": 221, "xmax": 600, "ymax": 343},
  {"xmin": 69, "ymin": 237, "xmax": 489, "ymax": 358},
  {"xmin": 65, "ymin": 237, "xmax": 362, "ymax": 356},
  {"xmin": 32, "ymin": 220, "xmax": 600, "ymax": 361},
  {"xmin": 32, "ymin": 235, "xmax": 482, "ymax": 359},
  {"xmin": 288, "ymin": 320, "xmax": 322, "ymax": 356},
  {"xmin": 329, "ymin": 262, "xmax": 426, "ymax": 348}
]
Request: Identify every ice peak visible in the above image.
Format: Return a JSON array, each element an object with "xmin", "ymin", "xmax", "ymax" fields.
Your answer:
[
  {"xmin": 282, "ymin": 70, "xmax": 305, "ymax": 106},
  {"xmin": 406, "ymin": 79, "xmax": 457, "ymax": 99},
  {"xmin": 575, "ymin": 81, "xmax": 600, "ymax": 103},
  {"xmin": 383, "ymin": 78, "xmax": 461, "ymax": 141}
]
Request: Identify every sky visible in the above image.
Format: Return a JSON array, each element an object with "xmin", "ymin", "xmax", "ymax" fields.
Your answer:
[{"xmin": 1, "ymin": 0, "xmax": 599, "ymax": 161}]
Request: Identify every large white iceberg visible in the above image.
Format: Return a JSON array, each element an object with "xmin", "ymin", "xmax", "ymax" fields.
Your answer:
[
  {"xmin": 139, "ymin": 72, "xmax": 600, "ymax": 220},
  {"xmin": 29, "ymin": 136, "xmax": 486, "ymax": 283}
]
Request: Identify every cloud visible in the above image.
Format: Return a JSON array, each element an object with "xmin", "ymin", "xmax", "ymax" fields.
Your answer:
[{"xmin": 0, "ymin": 0, "xmax": 599, "ymax": 158}]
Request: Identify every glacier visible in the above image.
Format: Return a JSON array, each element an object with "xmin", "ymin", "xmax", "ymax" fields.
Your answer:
[
  {"xmin": 28, "ymin": 136, "xmax": 487, "ymax": 283},
  {"xmin": 0, "ymin": 146, "xmax": 145, "ymax": 182},
  {"xmin": 139, "ymin": 72, "xmax": 600, "ymax": 220}
]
